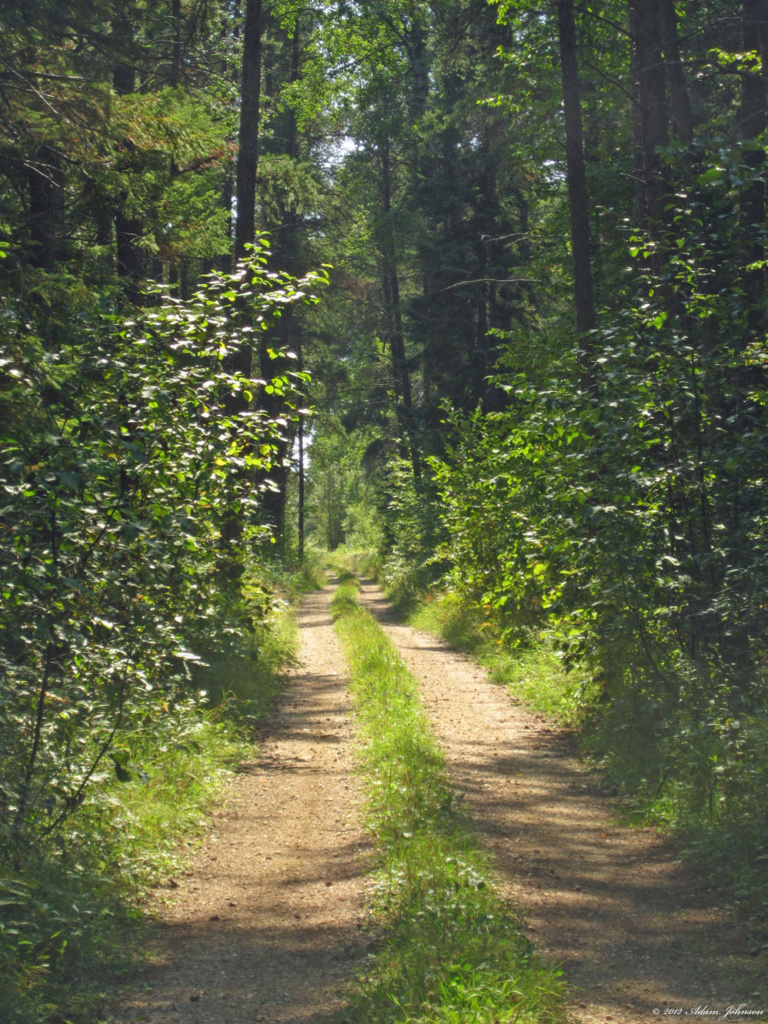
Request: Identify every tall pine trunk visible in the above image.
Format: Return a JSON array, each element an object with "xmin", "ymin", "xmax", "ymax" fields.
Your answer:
[
  {"xmin": 658, "ymin": 0, "xmax": 693, "ymax": 144},
  {"xmin": 221, "ymin": 0, "xmax": 263, "ymax": 561},
  {"xmin": 628, "ymin": 0, "xmax": 670, "ymax": 226},
  {"xmin": 556, "ymin": 0, "xmax": 596, "ymax": 379},
  {"xmin": 28, "ymin": 145, "xmax": 60, "ymax": 271},
  {"xmin": 113, "ymin": 18, "xmax": 144, "ymax": 303},
  {"xmin": 740, "ymin": 0, "xmax": 768, "ymax": 346},
  {"xmin": 380, "ymin": 141, "xmax": 421, "ymax": 479},
  {"xmin": 234, "ymin": 0, "xmax": 263, "ymax": 258}
]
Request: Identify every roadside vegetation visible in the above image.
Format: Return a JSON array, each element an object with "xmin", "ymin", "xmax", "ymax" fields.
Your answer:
[
  {"xmin": 0, "ymin": 568, "xmax": 306, "ymax": 1024},
  {"xmin": 393, "ymin": 580, "xmax": 768, "ymax": 931},
  {"xmin": 330, "ymin": 572, "xmax": 566, "ymax": 1024}
]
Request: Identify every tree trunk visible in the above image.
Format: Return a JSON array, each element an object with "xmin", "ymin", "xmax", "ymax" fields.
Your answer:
[
  {"xmin": 556, "ymin": 0, "xmax": 596, "ymax": 355},
  {"xmin": 739, "ymin": 0, "xmax": 768, "ymax": 346},
  {"xmin": 257, "ymin": 15, "xmax": 304, "ymax": 546},
  {"xmin": 658, "ymin": 0, "xmax": 693, "ymax": 144},
  {"xmin": 171, "ymin": 0, "xmax": 182, "ymax": 87},
  {"xmin": 380, "ymin": 140, "xmax": 421, "ymax": 479},
  {"xmin": 298, "ymin": 356, "xmax": 305, "ymax": 566},
  {"xmin": 113, "ymin": 19, "xmax": 144, "ymax": 303},
  {"xmin": 628, "ymin": 0, "xmax": 670, "ymax": 226},
  {"xmin": 28, "ymin": 145, "xmax": 60, "ymax": 271},
  {"xmin": 234, "ymin": 0, "xmax": 263, "ymax": 258},
  {"xmin": 219, "ymin": 0, "xmax": 263, "ymax": 558}
]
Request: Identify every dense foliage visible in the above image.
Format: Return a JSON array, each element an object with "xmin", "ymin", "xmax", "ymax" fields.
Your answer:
[
  {"xmin": 2, "ymin": 244, "xmax": 322, "ymax": 849},
  {"xmin": 3, "ymin": 0, "xmax": 768, "ymax": 1012},
  {"xmin": 300, "ymin": 1, "xmax": 768, "ymax": 912}
]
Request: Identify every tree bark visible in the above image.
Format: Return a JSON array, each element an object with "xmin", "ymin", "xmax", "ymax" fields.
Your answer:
[
  {"xmin": 234, "ymin": 0, "xmax": 263, "ymax": 258},
  {"xmin": 257, "ymin": 15, "xmax": 304, "ymax": 546},
  {"xmin": 28, "ymin": 145, "xmax": 60, "ymax": 271},
  {"xmin": 628, "ymin": 0, "xmax": 670, "ymax": 226},
  {"xmin": 658, "ymin": 0, "xmax": 693, "ymax": 144},
  {"xmin": 380, "ymin": 141, "xmax": 421, "ymax": 479},
  {"xmin": 113, "ymin": 17, "xmax": 144, "ymax": 303},
  {"xmin": 557, "ymin": 0, "xmax": 596, "ymax": 348},
  {"xmin": 740, "ymin": 0, "xmax": 768, "ymax": 345},
  {"xmin": 219, "ymin": 0, "xmax": 263, "ymax": 558},
  {"xmin": 298, "ymin": 331, "xmax": 305, "ymax": 566},
  {"xmin": 171, "ymin": 0, "xmax": 182, "ymax": 87}
]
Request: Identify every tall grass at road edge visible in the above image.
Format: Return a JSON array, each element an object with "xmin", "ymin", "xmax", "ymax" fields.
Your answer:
[
  {"xmin": 1, "ymin": 570, "xmax": 312, "ymax": 1024},
  {"xmin": 330, "ymin": 580, "xmax": 565, "ymax": 1024}
]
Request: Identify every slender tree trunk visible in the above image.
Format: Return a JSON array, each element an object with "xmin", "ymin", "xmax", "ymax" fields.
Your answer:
[
  {"xmin": 740, "ymin": 0, "xmax": 768, "ymax": 345},
  {"xmin": 257, "ymin": 16, "xmax": 303, "ymax": 546},
  {"xmin": 405, "ymin": 18, "xmax": 429, "ymax": 118},
  {"xmin": 628, "ymin": 0, "xmax": 670, "ymax": 226},
  {"xmin": 220, "ymin": 170, "xmax": 234, "ymax": 274},
  {"xmin": 171, "ymin": 0, "xmax": 182, "ymax": 86},
  {"xmin": 658, "ymin": 0, "xmax": 693, "ymax": 144},
  {"xmin": 234, "ymin": 0, "xmax": 263, "ymax": 258},
  {"xmin": 219, "ymin": 0, "xmax": 263, "ymax": 560},
  {"xmin": 556, "ymin": 0, "xmax": 596, "ymax": 359},
  {"xmin": 113, "ymin": 19, "xmax": 144, "ymax": 303},
  {"xmin": 28, "ymin": 145, "xmax": 60, "ymax": 271},
  {"xmin": 380, "ymin": 140, "xmax": 421, "ymax": 479},
  {"xmin": 298, "ymin": 416, "xmax": 305, "ymax": 565}
]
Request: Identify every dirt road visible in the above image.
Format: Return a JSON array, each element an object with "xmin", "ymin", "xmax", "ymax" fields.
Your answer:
[
  {"xmin": 109, "ymin": 586, "xmax": 371, "ymax": 1024},
  {"xmin": 111, "ymin": 580, "xmax": 764, "ymax": 1024},
  {"xmin": 355, "ymin": 579, "xmax": 765, "ymax": 1022}
]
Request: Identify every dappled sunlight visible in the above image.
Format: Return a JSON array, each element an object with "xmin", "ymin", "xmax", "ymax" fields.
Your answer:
[
  {"xmin": 357, "ymin": 581, "xmax": 763, "ymax": 1022},
  {"xmin": 110, "ymin": 587, "xmax": 372, "ymax": 1024}
]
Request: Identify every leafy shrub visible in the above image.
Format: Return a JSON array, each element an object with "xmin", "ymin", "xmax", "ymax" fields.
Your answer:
[{"xmin": 0, "ymin": 239, "xmax": 327, "ymax": 1016}]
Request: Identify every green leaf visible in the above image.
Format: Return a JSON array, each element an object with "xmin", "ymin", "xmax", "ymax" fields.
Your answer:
[
  {"xmin": 57, "ymin": 470, "xmax": 81, "ymax": 491},
  {"xmin": 697, "ymin": 167, "xmax": 723, "ymax": 185}
]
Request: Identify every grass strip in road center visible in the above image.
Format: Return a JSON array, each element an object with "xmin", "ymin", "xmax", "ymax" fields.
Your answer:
[{"xmin": 330, "ymin": 580, "xmax": 565, "ymax": 1024}]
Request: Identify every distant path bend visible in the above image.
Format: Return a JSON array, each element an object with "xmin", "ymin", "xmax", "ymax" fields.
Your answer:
[{"xmin": 355, "ymin": 578, "xmax": 764, "ymax": 1024}]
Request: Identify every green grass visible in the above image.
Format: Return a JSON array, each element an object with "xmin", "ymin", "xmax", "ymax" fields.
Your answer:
[{"xmin": 331, "ymin": 588, "xmax": 566, "ymax": 1024}]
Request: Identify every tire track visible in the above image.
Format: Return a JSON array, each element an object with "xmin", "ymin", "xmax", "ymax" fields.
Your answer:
[
  {"xmin": 355, "ymin": 578, "xmax": 764, "ymax": 1023},
  {"xmin": 109, "ymin": 585, "xmax": 371, "ymax": 1024}
]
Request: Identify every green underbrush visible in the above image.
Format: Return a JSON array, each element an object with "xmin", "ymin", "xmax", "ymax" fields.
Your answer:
[
  {"xmin": 281, "ymin": 548, "xmax": 330, "ymax": 598},
  {"xmin": 409, "ymin": 592, "xmax": 591, "ymax": 724},
  {"xmin": 0, "ymin": 586, "xmax": 304, "ymax": 1024},
  {"xmin": 331, "ymin": 585, "xmax": 565, "ymax": 1024},
  {"xmin": 581, "ymin": 686, "xmax": 768, "ymax": 929}
]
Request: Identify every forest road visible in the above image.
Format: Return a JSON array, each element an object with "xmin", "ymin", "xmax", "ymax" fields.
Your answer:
[
  {"xmin": 355, "ymin": 578, "xmax": 766, "ymax": 1024},
  {"xmin": 108, "ymin": 583, "xmax": 372, "ymax": 1024},
  {"xmin": 110, "ymin": 579, "xmax": 764, "ymax": 1024}
]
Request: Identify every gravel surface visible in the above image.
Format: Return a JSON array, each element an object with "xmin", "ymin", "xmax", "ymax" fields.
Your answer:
[
  {"xmin": 356, "ymin": 579, "xmax": 765, "ymax": 1023},
  {"xmin": 108, "ymin": 584, "xmax": 371, "ymax": 1024},
  {"xmin": 110, "ymin": 579, "xmax": 765, "ymax": 1024}
]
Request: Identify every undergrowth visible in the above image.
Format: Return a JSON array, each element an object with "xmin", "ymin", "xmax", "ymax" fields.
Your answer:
[
  {"xmin": 330, "ymin": 581, "xmax": 565, "ymax": 1024},
  {"xmin": 407, "ymin": 589, "xmax": 768, "ymax": 936},
  {"xmin": 0, "ymin": 573, "xmax": 308, "ymax": 1024}
]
